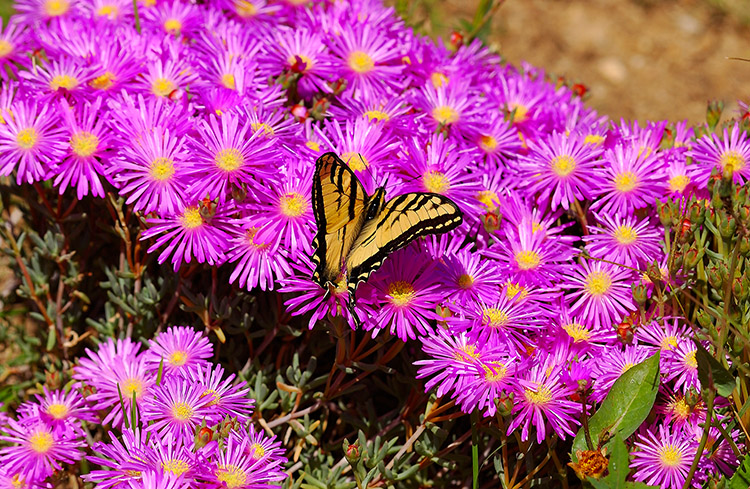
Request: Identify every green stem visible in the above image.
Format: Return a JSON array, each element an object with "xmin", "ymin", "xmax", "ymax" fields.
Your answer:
[
  {"xmin": 682, "ymin": 393, "xmax": 714, "ymax": 489},
  {"xmin": 472, "ymin": 410, "xmax": 479, "ymax": 489},
  {"xmin": 133, "ymin": 0, "xmax": 141, "ymax": 34}
]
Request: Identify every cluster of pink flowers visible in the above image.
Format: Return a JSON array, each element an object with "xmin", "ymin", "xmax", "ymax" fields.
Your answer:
[
  {"xmin": 0, "ymin": 0, "xmax": 748, "ymax": 487},
  {"xmin": 0, "ymin": 327, "xmax": 287, "ymax": 488}
]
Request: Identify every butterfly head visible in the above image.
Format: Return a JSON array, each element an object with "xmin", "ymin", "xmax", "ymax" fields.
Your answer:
[{"xmin": 366, "ymin": 187, "xmax": 386, "ymax": 221}]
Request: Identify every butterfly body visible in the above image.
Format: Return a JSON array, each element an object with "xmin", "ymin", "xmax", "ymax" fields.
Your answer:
[{"xmin": 311, "ymin": 152, "xmax": 464, "ymax": 303}]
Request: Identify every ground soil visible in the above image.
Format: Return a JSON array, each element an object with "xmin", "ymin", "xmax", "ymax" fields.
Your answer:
[{"xmin": 437, "ymin": 0, "xmax": 750, "ymax": 127}]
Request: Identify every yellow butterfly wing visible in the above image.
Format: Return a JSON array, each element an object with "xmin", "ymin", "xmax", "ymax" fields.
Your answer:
[
  {"xmin": 345, "ymin": 192, "xmax": 463, "ymax": 295},
  {"xmin": 311, "ymin": 152, "xmax": 369, "ymax": 287}
]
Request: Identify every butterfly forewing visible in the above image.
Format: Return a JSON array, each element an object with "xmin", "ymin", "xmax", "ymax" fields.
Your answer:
[
  {"xmin": 311, "ymin": 152, "xmax": 369, "ymax": 286},
  {"xmin": 345, "ymin": 192, "xmax": 463, "ymax": 293}
]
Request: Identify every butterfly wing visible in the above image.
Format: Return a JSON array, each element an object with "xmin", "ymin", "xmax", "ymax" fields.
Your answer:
[
  {"xmin": 345, "ymin": 192, "xmax": 463, "ymax": 296},
  {"xmin": 311, "ymin": 152, "xmax": 369, "ymax": 287}
]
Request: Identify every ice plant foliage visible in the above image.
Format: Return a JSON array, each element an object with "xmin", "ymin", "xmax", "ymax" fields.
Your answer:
[{"xmin": 0, "ymin": 0, "xmax": 747, "ymax": 487}]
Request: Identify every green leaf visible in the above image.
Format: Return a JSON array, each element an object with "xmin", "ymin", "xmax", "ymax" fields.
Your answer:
[
  {"xmin": 604, "ymin": 434, "xmax": 629, "ymax": 488},
  {"xmin": 728, "ymin": 455, "xmax": 750, "ymax": 489},
  {"xmin": 572, "ymin": 352, "xmax": 660, "ymax": 459},
  {"xmin": 694, "ymin": 339, "xmax": 735, "ymax": 398}
]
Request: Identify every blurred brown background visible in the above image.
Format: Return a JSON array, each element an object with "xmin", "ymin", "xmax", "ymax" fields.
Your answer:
[{"xmin": 422, "ymin": 0, "xmax": 750, "ymax": 126}]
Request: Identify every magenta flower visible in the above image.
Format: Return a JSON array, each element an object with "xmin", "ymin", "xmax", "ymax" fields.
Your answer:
[
  {"xmin": 204, "ymin": 427, "xmax": 287, "ymax": 488},
  {"xmin": 0, "ymin": 100, "xmax": 64, "ymax": 184},
  {"xmin": 227, "ymin": 221, "xmax": 293, "ymax": 291},
  {"xmin": 663, "ymin": 338, "xmax": 700, "ymax": 394},
  {"xmin": 690, "ymin": 124, "xmax": 750, "ymax": 187},
  {"xmin": 0, "ymin": 418, "xmax": 85, "ymax": 481},
  {"xmin": 144, "ymin": 325, "xmax": 213, "ymax": 378},
  {"xmin": 630, "ymin": 424, "xmax": 696, "ymax": 489},
  {"xmin": 561, "ymin": 260, "xmax": 636, "ymax": 329},
  {"xmin": 187, "ymin": 363, "xmax": 254, "ymax": 422},
  {"xmin": 142, "ymin": 376, "xmax": 216, "ymax": 444},
  {"xmin": 505, "ymin": 354, "xmax": 580, "ymax": 444},
  {"xmin": 583, "ymin": 212, "xmax": 662, "ymax": 269},
  {"xmin": 591, "ymin": 345, "xmax": 654, "ymax": 402},
  {"xmin": 514, "ymin": 131, "xmax": 603, "ymax": 210},
  {"xmin": 85, "ymin": 429, "xmax": 148, "ymax": 489}
]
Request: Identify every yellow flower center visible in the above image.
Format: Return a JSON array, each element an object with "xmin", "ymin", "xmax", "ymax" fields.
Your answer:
[
  {"xmin": 235, "ymin": 0, "xmax": 256, "ymax": 17},
  {"xmin": 44, "ymin": 0, "xmax": 69, "ymax": 16},
  {"xmin": 16, "ymin": 128, "xmax": 38, "ymax": 149},
  {"xmin": 671, "ymin": 397, "xmax": 690, "ymax": 418},
  {"xmin": 216, "ymin": 464, "xmax": 247, "ymax": 488},
  {"xmin": 387, "ymin": 280, "xmax": 416, "ymax": 307},
  {"xmin": 720, "ymin": 150, "xmax": 746, "ymax": 172},
  {"xmin": 614, "ymin": 171, "xmax": 638, "ymax": 192},
  {"xmin": 162, "ymin": 458, "xmax": 190, "ymax": 476},
  {"xmin": 221, "ymin": 73, "xmax": 236, "ymax": 90},
  {"xmin": 430, "ymin": 72, "xmax": 449, "ymax": 88},
  {"xmin": 279, "ymin": 192, "xmax": 308, "ymax": 217},
  {"xmin": 46, "ymin": 403, "xmax": 69, "ymax": 419},
  {"xmin": 453, "ymin": 344, "xmax": 481, "ymax": 362},
  {"xmin": 164, "ymin": 18, "xmax": 182, "ymax": 32},
  {"xmin": 457, "ymin": 273, "xmax": 474, "ymax": 289},
  {"xmin": 288, "ymin": 54, "xmax": 314, "ymax": 71},
  {"xmin": 251, "ymin": 122, "xmax": 274, "ymax": 137},
  {"xmin": 364, "ymin": 110, "xmax": 389, "ymax": 121},
  {"xmin": 29, "ymin": 431, "xmax": 54, "ymax": 454},
  {"xmin": 584, "ymin": 134, "xmax": 605, "ymax": 145},
  {"xmin": 524, "ymin": 383, "xmax": 552, "ymax": 405},
  {"xmin": 515, "ymin": 250, "xmax": 541, "ymax": 271},
  {"xmin": 585, "ymin": 270, "xmax": 612, "ymax": 296},
  {"xmin": 551, "ymin": 155, "xmax": 576, "ymax": 177},
  {"xmin": 50, "ymin": 74, "xmax": 78, "ymax": 91},
  {"xmin": 305, "ymin": 140, "xmax": 320, "ymax": 152},
  {"xmin": 479, "ymin": 135, "xmax": 498, "ymax": 152},
  {"xmin": 504, "ymin": 282, "xmax": 528, "ymax": 301},
  {"xmin": 668, "ymin": 174, "xmax": 690, "ymax": 193},
  {"xmin": 562, "ymin": 323, "xmax": 591, "ymax": 342},
  {"xmin": 621, "ymin": 362, "xmax": 635, "ymax": 374},
  {"xmin": 70, "ymin": 131, "xmax": 99, "ymax": 157},
  {"xmin": 423, "ymin": 171, "xmax": 450, "ymax": 194},
  {"xmin": 180, "ymin": 207, "xmax": 203, "ymax": 230},
  {"xmin": 10, "ymin": 474, "xmax": 26, "ymax": 489},
  {"xmin": 431, "ymin": 105, "xmax": 459, "ymax": 125},
  {"xmin": 215, "ymin": 148, "xmax": 244, "ymax": 172},
  {"xmin": 96, "ymin": 4, "xmax": 118, "ymax": 18},
  {"xmin": 613, "ymin": 225, "xmax": 638, "ymax": 245},
  {"xmin": 172, "ymin": 402, "xmax": 194, "ymax": 420},
  {"xmin": 348, "ymin": 51, "xmax": 374, "ymax": 73},
  {"xmin": 120, "ymin": 377, "xmax": 144, "ymax": 399},
  {"xmin": 90, "ymin": 72, "xmax": 115, "ymax": 90},
  {"xmin": 684, "ymin": 350, "xmax": 697, "ymax": 369},
  {"xmin": 476, "ymin": 190, "xmax": 499, "ymax": 212},
  {"xmin": 508, "ymin": 102, "xmax": 529, "ymax": 123},
  {"xmin": 149, "ymin": 157, "xmax": 176, "ymax": 182},
  {"xmin": 341, "ymin": 152, "xmax": 368, "ymax": 171},
  {"xmin": 660, "ymin": 336, "xmax": 679, "ymax": 351},
  {"xmin": 169, "ymin": 350, "xmax": 188, "ymax": 366},
  {"xmin": 658, "ymin": 445, "xmax": 682, "ymax": 467},
  {"xmin": 250, "ymin": 443, "xmax": 265, "ymax": 460},
  {"xmin": 0, "ymin": 40, "xmax": 13, "ymax": 58},
  {"xmin": 483, "ymin": 362, "xmax": 507, "ymax": 382},
  {"xmin": 202, "ymin": 388, "xmax": 219, "ymax": 406},
  {"xmin": 245, "ymin": 228, "xmax": 271, "ymax": 251},
  {"xmin": 152, "ymin": 77, "xmax": 176, "ymax": 98},
  {"xmin": 483, "ymin": 308, "xmax": 509, "ymax": 328}
]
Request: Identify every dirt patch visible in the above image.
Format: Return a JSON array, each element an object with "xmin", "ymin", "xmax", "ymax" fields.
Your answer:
[{"xmin": 440, "ymin": 0, "xmax": 750, "ymax": 126}]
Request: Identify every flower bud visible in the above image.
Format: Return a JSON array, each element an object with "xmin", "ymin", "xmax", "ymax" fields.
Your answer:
[
  {"xmin": 706, "ymin": 264, "xmax": 724, "ymax": 290},
  {"xmin": 45, "ymin": 369, "xmax": 61, "ymax": 390},
  {"xmin": 706, "ymin": 99, "xmax": 724, "ymax": 130},
  {"xmin": 646, "ymin": 261, "xmax": 663, "ymax": 284},
  {"xmin": 449, "ymin": 31, "xmax": 464, "ymax": 49},
  {"xmin": 741, "ymin": 235, "xmax": 750, "ymax": 256},
  {"xmin": 707, "ymin": 170, "xmax": 721, "ymax": 194},
  {"xmin": 683, "ymin": 243, "xmax": 703, "ymax": 270},
  {"xmin": 632, "ymin": 283, "xmax": 649, "ymax": 305},
  {"xmin": 291, "ymin": 104, "xmax": 307, "ymax": 122},
  {"xmin": 696, "ymin": 308, "xmax": 713, "ymax": 329},
  {"xmin": 195, "ymin": 424, "xmax": 214, "ymax": 449},
  {"xmin": 718, "ymin": 211, "xmax": 737, "ymax": 239},
  {"xmin": 343, "ymin": 440, "xmax": 361, "ymax": 464},
  {"xmin": 733, "ymin": 274, "xmax": 750, "ymax": 302},
  {"xmin": 495, "ymin": 395, "xmax": 514, "ymax": 417},
  {"xmin": 688, "ymin": 200, "xmax": 705, "ymax": 225},
  {"xmin": 669, "ymin": 249, "xmax": 684, "ymax": 275},
  {"xmin": 656, "ymin": 199, "xmax": 673, "ymax": 227}
]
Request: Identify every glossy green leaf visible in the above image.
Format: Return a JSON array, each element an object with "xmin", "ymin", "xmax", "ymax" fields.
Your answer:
[
  {"xmin": 728, "ymin": 454, "xmax": 750, "ymax": 489},
  {"xmin": 694, "ymin": 339, "xmax": 735, "ymax": 398},
  {"xmin": 572, "ymin": 352, "xmax": 660, "ymax": 459}
]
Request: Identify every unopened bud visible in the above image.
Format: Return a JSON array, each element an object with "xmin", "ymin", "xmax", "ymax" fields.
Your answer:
[
  {"xmin": 495, "ymin": 394, "xmax": 514, "ymax": 416},
  {"xmin": 718, "ymin": 211, "xmax": 737, "ymax": 239},
  {"xmin": 343, "ymin": 439, "xmax": 361, "ymax": 464},
  {"xmin": 684, "ymin": 244, "xmax": 703, "ymax": 270},
  {"xmin": 733, "ymin": 274, "xmax": 750, "ymax": 301},
  {"xmin": 706, "ymin": 100, "xmax": 724, "ymax": 130},
  {"xmin": 646, "ymin": 261, "xmax": 663, "ymax": 284},
  {"xmin": 669, "ymin": 249, "xmax": 684, "ymax": 275},
  {"xmin": 632, "ymin": 283, "xmax": 649, "ymax": 306},
  {"xmin": 195, "ymin": 425, "xmax": 214, "ymax": 449},
  {"xmin": 696, "ymin": 309, "xmax": 713, "ymax": 330},
  {"xmin": 706, "ymin": 264, "xmax": 724, "ymax": 290},
  {"xmin": 741, "ymin": 236, "xmax": 750, "ymax": 256},
  {"xmin": 688, "ymin": 200, "xmax": 705, "ymax": 225},
  {"xmin": 656, "ymin": 199, "xmax": 673, "ymax": 227},
  {"xmin": 291, "ymin": 104, "xmax": 307, "ymax": 122}
]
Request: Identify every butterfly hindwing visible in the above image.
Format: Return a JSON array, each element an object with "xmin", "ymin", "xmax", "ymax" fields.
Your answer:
[
  {"xmin": 345, "ymin": 192, "xmax": 463, "ymax": 294},
  {"xmin": 311, "ymin": 152, "xmax": 369, "ymax": 287}
]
